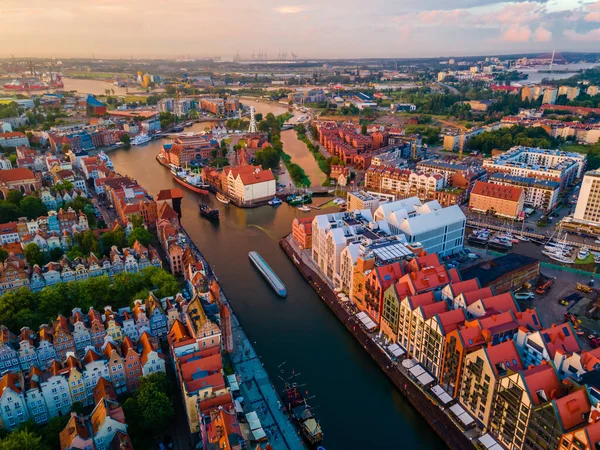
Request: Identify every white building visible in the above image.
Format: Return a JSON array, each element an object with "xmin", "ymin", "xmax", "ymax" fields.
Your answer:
[
  {"xmin": 223, "ymin": 165, "xmax": 276, "ymax": 204},
  {"xmin": 0, "ymin": 132, "xmax": 29, "ymax": 148},
  {"xmin": 41, "ymin": 374, "xmax": 72, "ymax": 419},
  {"xmin": 574, "ymin": 170, "xmax": 600, "ymax": 225},
  {"xmin": 0, "ymin": 374, "xmax": 29, "ymax": 430},
  {"xmin": 483, "ymin": 146, "xmax": 586, "ymax": 188}
]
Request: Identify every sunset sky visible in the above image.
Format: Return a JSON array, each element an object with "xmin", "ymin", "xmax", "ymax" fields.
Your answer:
[{"xmin": 1, "ymin": 0, "xmax": 600, "ymax": 59}]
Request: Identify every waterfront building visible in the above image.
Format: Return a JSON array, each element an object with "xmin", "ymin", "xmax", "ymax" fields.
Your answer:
[
  {"xmin": 292, "ymin": 217, "xmax": 313, "ymax": 250},
  {"xmin": 346, "ymin": 191, "xmax": 381, "ymax": 213},
  {"xmin": 221, "ymin": 165, "xmax": 276, "ymax": 205},
  {"xmin": 573, "ymin": 170, "xmax": 600, "ymax": 227},
  {"xmin": 482, "ymin": 146, "xmax": 586, "ymax": 188},
  {"xmin": 469, "ymin": 181, "xmax": 525, "ymax": 219},
  {"xmin": 419, "ymin": 309, "xmax": 466, "ymax": 378},
  {"xmin": 488, "ymin": 173, "xmax": 560, "ymax": 212},
  {"xmin": 0, "ymin": 167, "xmax": 40, "ymax": 199},
  {"xmin": 458, "ymin": 340, "xmax": 524, "ymax": 430},
  {"xmin": 353, "ymin": 260, "xmax": 404, "ymax": 324}
]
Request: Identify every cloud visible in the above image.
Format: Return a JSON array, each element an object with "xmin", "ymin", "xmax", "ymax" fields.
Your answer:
[
  {"xmin": 275, "ymin": 6, "xmax": 305, "ymax": 14},
  {"xmin": 534, "ymin": 25, "xmax": 552, "ymax": 41},
  {"xmin": 501, "ymin": 24, "xmax": 532, "ymax": 42},
  {"xmin": 586, "ymin": 1, "xmax": 600, "ymax": 21},
  {"xmin": 564, "ymin": 27, "xmax": 600, "ymax": 40}
]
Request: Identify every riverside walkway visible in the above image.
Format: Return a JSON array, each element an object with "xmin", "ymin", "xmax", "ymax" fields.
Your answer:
[{"xmin": 181, "ymin": 228, "xmax": 305, "ymax": 450}]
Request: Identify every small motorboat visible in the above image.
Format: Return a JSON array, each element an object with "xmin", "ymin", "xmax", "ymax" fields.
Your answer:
[
  {"xmin": 298, "ymin": 205, "xmax": 311, "ymax": 212},
  {"xmin": 578, "ymin": 247, "xmax": 590, "ymax": 260},
  {"xmin": 515, "ymin": 235, "xmax": 530, "ymax": 242},
  {"xmin": 268, "ymin": 197, "xmax": 282, "ymax": 206},
  {"xmin": 216, "ymin": 193, "xmax": 230, "ymax": 204}
]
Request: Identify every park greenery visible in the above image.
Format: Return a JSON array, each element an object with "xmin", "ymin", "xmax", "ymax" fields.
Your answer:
[
  {"xmin": 563, "ymin": 141, "xmax": 600, "ymax": 171},
  {"xmin": 122, "ymin": 373, "xmax": 176, "ymax": 448},
  {"xmin": 0, "ymin": 265, "xmax": 181, "ymax": 332},
  {"xmin": 466, "ymin": 126, "xmax": 558, "ymax": 154},
  {"xmin": 256, "ymin": 112, "xmax": 310, "ymax": 187}
]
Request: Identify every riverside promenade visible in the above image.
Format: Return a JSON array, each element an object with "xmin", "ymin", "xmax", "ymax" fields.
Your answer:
[
  {"xmin": 280, "ymin": 234, "xmax": 475, "ymax": 450},
  {"xmin": 181, "ymin": 229, "xmax": 306, "ymax": 450}
]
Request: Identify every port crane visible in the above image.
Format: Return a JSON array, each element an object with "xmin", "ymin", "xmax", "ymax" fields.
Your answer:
[{"xmin": 438, "ymin": 118, "xmax": 469, "ymax": 159}]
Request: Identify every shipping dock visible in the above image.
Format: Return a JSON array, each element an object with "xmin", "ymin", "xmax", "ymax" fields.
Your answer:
[{"xmin": 249, "ymin": 251, "xmax": 287, "ymax": 297}]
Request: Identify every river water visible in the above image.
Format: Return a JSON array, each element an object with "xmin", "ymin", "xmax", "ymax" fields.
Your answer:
[{"xmin": 109, "ymin": 124, "xmax": 446, "ymax": 449}]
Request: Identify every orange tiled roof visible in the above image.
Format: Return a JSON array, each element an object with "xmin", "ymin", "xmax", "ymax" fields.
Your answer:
[
  {"xmin": 480, "ymin": 293, "xmax": 519, "ymax": 314},
  {"xmin": 523, "ymin": 363, "xmax": 562, "ymax": 406},
  {"xmin": 0, "ymin": 167, "xmax": 36, "ymax": 182},
  {"xmin": 486, "ymin": 340, "xmax": 523, "ymax": 376},
  {"xmin": 472, "ymin": 181, "xmax": 523, "ymax": 202},
  {"xmin": 555, "ymin": 389, "xmax": 590, "ymax": 431},
  {"xmin": 59, "ymin": 414, "xmax": 91, "ymax": 449},
  {"xmin": 541, "ymin": 323, "xmax": 582, "ymax": 358},
  {"xmin": 437, "ymin": 309, "xmax": 466, "ymax": 334}
]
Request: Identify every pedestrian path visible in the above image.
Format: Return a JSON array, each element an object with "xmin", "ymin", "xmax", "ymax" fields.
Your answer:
[{"xmin": 228, "ymin": 304, "xmax": 306, "ymax": 450}]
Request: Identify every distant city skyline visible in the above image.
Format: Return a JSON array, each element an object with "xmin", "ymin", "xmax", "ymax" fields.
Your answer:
[{"xmin": 1, "ymin": 0, "xmax": 600, "ymax": 59}]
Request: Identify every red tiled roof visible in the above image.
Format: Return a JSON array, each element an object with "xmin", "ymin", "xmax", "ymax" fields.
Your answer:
[
  {"xmin": 481, "ymin": 293, "xmax": 519, "ymax": 315},
  {"xmin": 156, "ymin": 188, "xmax": 184, "ymax": 201},
  {"xmin": 437, "ymin": 309, "xmax": 466, "ymax": 334},
  {"xmin": 224, "ymin": 165, "xmax": 275, "ymax": 185},
  {"xmin": 407, "ymin": 291, "xmax": 436, "ymax": 309},
  {"xmin": 555, "ymin": 389, "xmax": 590, "ymax": 431},
  {"xmin": 485, "ymin": 340, "xmax": 523, "ymax": 376},
  {"xmin": 0, "ymin": 168, "xmax": 36, "ymax": 182},
  {"xmin": 523, "ymin": 363, "xmax": 562, "ymax": 406},
  {"xmin": 449, "ymin": 279, "xmax": 480, "ymax": 297},
  {"xmin": 420, "ymin": 301, "xmax": 448, "ymax": 320},
  {"xmin": 462, "ymin": 287, "xmax": 494, "ymax": 306},
  {"xmin": 541, "ymin": 323, "xmax": 581, "ymax": 358},
  {"xmin": 471, "ymin": 181, "xmax": 523, "ymax": 202}
]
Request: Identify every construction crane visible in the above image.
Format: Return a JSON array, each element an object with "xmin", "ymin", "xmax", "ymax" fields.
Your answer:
[{"xmin": 438, "ymin": 119, "xmax": 469, "ymax": 159}]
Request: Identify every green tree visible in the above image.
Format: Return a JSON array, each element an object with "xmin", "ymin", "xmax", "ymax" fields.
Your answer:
[
  {"xmin": 0, "ymin": 247, "xmax": 8, "ymax": 262},
  {"xmin": 136, "ymin": 383, "xmax": 175, "ymax": 439},
  {"xmin": 24, "ymin": 244, "xmax": 44, "ymax": 268},
  {"xmin": 20, "ymin": 197, "xmax": 47, "ymax": 220},
  {"xmin": 0, "ymin": 201, "xmax": 22, "ymax": 222},
  {"xmin": 128, "ymin": 227, "xmax": 153, "ymax": 247},
  {"xmin": 120, "ymin": 134, "xmax": 131, "ymax": 150},
  {"xmin": 52, "ymin": 180, "xmax": 74, "ymax": 192},
  {"xmin": 0, "ymin": 429, "xmax": 47, "ymax": 450},
  {"xmin": 49, "ymin": 247, "xmax": 64, "ymax": 262},
  {"xmin": 165, "ymin": 85, "xmax": 177, "ymax": 95},
  {"xmin": 6, "ymin": 190, "xmax": 24, "ymax": 206},
  {"xmin": 254, "ymin": 146, "xmax": 280, "ymax": 170},
  {"xmin": 101, "ymin": 227, "xmax": 127, "ymax": 254},
  {"xmin": 39, "ymin": 415, "xmax": 69, "ymax": 450},
  {"xmin": 61, "ymin": 142, "xmax": 72, "ymax": 155},
  {"xmin": 130, "ymin": 214, "xmax": 144, "ymax": 229}
]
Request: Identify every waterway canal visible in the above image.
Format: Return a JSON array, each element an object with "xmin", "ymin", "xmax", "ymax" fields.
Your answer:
[{"xmin": 110, "ymin": 125, "xmax": 447, "ymax": 449}]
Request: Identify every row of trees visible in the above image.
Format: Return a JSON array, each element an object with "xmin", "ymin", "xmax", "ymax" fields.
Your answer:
[{"xmin": 0, "ymin": 266, "xmax": 181, "ymax": 332}]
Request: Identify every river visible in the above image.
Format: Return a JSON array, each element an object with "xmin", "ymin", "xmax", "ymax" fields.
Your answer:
[{"xmin": 109, "ymin": 125, "xmax": 446, "ymax": 449}]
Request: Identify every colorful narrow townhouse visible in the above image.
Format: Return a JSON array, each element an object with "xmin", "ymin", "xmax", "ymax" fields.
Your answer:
[
  {"xmin": 88, "ymin": 307, "xmax": 107, "ymax": 351},
  {"xmin": 145, "ymin": 293, "xmax": 169, "ymax": 340},
  {"xmin": 121, "ymin": 337, "xmax": 142, "ymax": 392},
  {"xmin": 40, "ymin": 366, "xmax": 72, "ymax": 419},
  {"xmin": 119, "ymin": 309, "xmax": 139, "ymax": 343},
  {"xmin": 82, "ymin": 348, "xmax": 110, "ymax": 403},
  {"xmin": 18, "ymin": 327, "xmax": 40, "ymax": 371},
  {"xmin": 53, "ymin": 315, "xmax": 76, "ymax": 361},
  {"xmin": 458, "ymin": 340, "xmax": 524, "ymax": 430},
  {"xmin": 0, "ymin": 326, "xmax": 20, "ymax": 375},
  {"xmin": 132, "ymin": 301, "xmax": 150, "ymax": 336},
  {"xmin": 71, "ymin": 309, "xmax": 92, "ymax": 357},
  {"xmin": 102, "ymin": 341, "xmax": 127, "ymax": 395},
  {"xmin": 138, "ymin": 331, "xmax": 166, "ymax": 376},
  {"xmin": 37, "ymin": 324, "xmax": 57, "ymax": 370},
  {"xmin": 61, "ymin": 355, "xmax": 89, "ymax": 406},
  {"xmin": 418, "ymin": 308, "xmax": 467, "ymax": 379},
  {"xmin": 23, "ymin": 368, "xmax": 49, "ymax": 425},
  {"xmin": 0, "ymin": 373, "xmax": 29, "ymax": 430},
  {"xmin": 103, "ymin": 307, "xmax": 124, "ymax": 345}
]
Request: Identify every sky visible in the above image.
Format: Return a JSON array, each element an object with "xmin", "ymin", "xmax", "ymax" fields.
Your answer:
[{"xmin": 1, "ymin": 0, "xmax": 600, "ymax": 59}]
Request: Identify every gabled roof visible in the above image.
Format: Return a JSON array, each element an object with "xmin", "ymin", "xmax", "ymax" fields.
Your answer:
[
  {"xmin": 406, "ymin": 291, "xmax": 436, "ymax": 310},
  {"xmin": 449, "ymin": 278, "xmax": 480, "ymax": 297},
  {"xmin": 480, "ymin": 293, "xmax": 519, "ymax": 315},
  {"xmin": 540, "ymin": 323, "xmax": 581, "ymax": 358},
  {"xmin": 436, "ymin": 309, "xmax": 466, "ymax": 335},
  {"xmin": 420, "ymin": 301, "xmax": 448, "ymax": 320},
  {"xmin": 485, "ymin": 340, "xmax": 523, "ymax": 376},
  {"xmin": 59, "ymin": 414, "xmax": 91, "ymax": 449},
  {"xmin": 522, "ymin": 363, "xmax": 562, "ymax": 406},
  {"xmin": 554, "ymin": 389, "xmax": 590, "ymax": 431}
]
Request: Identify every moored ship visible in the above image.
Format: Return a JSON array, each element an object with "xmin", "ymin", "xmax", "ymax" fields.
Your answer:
[
  {"xmin": 282, "ymin": 381, "xmax": 323, "ymax": 446},
  {"xmin": 198, "ymin": 202, "xmax": 219, "ymax": 220},
  {"xmin": 3, "ymin": 78, "xmax": 48, "ymax": 91},
  {"xmin": 248, "ymin": 251, "xmax": 286, "ymax": 297},
  {"xmin": 216, "ymin": 192, "xmax": 230, "ymax": 204},
  {"xmin": 131, "ymin": 134, "xmax": 151, "ymax": 146},
  {"xmin": 171, "ymin": 166, "xmax": 209, "ymax": 195}
]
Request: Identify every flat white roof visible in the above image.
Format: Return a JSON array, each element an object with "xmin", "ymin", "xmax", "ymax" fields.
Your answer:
[
  {"xmin": 479, "ymin": 434, "xmax": 503, "ymax": 450},
  {"xmin": 449, "ymin": 404, "xmax": 475, "ymax": 426},
  {"xmin": 387, "ymin": 343, "xmax": 406, "ymax": 357},
  {"xmin": 417, "ymin": 372, "xmax": 435, "ymax": 386},
  {"xmin": 356, "ymin": 312, "xmax": 377, "ymax": 331},
  {"xmin": 431, "ymin": 385, "xmax": 453, "ymax": 404},
  {"xmin": 409, "ymin": 364, "xmax": 425, "ymax": 377}
]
